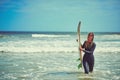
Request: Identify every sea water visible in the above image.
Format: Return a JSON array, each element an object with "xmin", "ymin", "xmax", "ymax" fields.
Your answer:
[{"xmin": 0, "ymin": 32, "xmax": 120, "ymax": 80}]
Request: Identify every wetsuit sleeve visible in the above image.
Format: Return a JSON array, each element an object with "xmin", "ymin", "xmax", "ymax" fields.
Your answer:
[
  {"xmin": 83, "ymin": 43, "xmax": 96, "ymax": 54},
  {"xmin": 81, "ymin": 41, "xmax": 86, "ymax": 48}
]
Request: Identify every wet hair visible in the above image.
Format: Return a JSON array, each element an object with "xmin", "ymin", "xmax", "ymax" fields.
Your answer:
[{"xmin": 88, "ymin": 32, "xmax": 94, "ymax": 41}]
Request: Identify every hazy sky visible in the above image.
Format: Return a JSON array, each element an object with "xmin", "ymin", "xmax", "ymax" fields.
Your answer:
[{"xmin": 0, "ymin": 0, "xmax": 120, "ymax": 32}]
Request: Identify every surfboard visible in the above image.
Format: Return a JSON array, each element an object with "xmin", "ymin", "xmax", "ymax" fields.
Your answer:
[{"xmin": 77, "ymin": 21, "xmax": 82, "ymax": 69}]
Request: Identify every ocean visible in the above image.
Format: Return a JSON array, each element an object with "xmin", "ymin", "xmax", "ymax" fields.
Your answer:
[{"xmin": 0, "ymin": 32, "xmax": 120, "ymax": 80}]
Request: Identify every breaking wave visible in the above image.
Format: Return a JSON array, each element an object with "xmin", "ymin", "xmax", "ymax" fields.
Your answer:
[{"xmin": 32, "ymin": 34, "xmax": 71, "ymax": 38}]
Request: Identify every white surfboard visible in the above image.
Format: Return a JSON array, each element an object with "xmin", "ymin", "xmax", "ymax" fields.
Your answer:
[{"xmin": 77, "ymin": 21, "xmax": 82, "ymax": 69}]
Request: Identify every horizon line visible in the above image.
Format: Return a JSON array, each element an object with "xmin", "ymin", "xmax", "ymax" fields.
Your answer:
[{"xmin": 0, "ymin": 31, "xmax": 120, "ymax": 33}]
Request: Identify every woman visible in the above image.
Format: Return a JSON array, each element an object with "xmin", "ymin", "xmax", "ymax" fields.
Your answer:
[{"xmin": 80, "ymin": 32, "xmax": 96, "ymax": 74}]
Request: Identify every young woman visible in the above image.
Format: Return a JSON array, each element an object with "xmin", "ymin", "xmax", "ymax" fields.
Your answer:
[{"xmin": 80, "ymin": 32, "xmax": 96, "ymax": 74}]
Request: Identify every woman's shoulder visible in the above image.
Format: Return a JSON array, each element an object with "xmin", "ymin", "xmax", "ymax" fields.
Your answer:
[
  {"xmin": 84, "ymin": 40, "xmax": 87, "ymax": 43},
  {"xmin": 92, "ymin": 42, "xmax": 96, "ymax": 46}
]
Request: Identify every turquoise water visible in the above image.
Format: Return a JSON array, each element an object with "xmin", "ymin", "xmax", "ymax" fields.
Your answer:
[{"xmin": 0, "ymin": 32, "xmax": 120, "ymax": 80}]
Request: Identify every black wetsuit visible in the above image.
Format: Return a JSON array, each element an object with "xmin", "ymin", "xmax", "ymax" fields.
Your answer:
[{"xmin": 82, "ymin": 41, "xmax": 96, "ymax": 74}]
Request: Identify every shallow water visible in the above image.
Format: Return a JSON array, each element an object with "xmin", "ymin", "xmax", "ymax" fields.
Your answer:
[{"xmin": 0, "ymin": 52, "xmax": 120, "ymax": 80}]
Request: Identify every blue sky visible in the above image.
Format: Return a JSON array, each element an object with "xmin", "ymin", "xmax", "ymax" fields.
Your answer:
[{"xmin": 0, "ymin": 0, "xmax": 120, "ymax": 32}]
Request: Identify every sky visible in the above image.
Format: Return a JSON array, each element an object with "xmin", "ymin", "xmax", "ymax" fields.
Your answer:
[{"xmin": 0, "ymin": 0, "xmax": 120, "ymax": 32}]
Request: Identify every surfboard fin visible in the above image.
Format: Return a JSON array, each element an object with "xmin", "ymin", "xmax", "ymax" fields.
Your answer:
[
  {"xmin": 76, "ymin": 58, "xmax": 80, "ymax": 61},
  {"xmin": 78, "ymin": 63, "xmax": 82, "ymax": 69}
]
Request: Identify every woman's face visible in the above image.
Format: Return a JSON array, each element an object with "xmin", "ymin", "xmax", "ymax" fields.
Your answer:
[{"xmin": 87, "ymin": 36, "xmax": 93, "ymax": 43}]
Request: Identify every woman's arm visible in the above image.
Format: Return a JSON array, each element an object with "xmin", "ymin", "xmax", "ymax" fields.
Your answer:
[{"xmin": 83, "ymin": 43, "xmax": 96, "ymax": 54}]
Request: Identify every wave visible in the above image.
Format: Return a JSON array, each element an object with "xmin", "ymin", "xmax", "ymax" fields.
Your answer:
[
  {"xmin": 0, "ymin": 33, "xmax": 120, "ymax": 54},
  {"xmin": 0, "ymin": 35, "xmax": 4, "ymax": 38},
  {"xmin": 0, "ymin": 34, "xmax": 7, "ymax": 38},
  {"xmin": 0, "ymin": 45, "xmax": 120, "ymax": 53},
  {"xmin": 95, "ymin": 34, "xmax": 120, "ymax": 41},
  {"xmin": 32, "ymin": 34, "xmax": 71, "ymax": 38}
]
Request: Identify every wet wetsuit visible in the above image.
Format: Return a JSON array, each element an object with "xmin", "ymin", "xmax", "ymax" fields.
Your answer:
[{"xmin": 82, "ymin": 41, "xmax": 96, "ymax": 74}]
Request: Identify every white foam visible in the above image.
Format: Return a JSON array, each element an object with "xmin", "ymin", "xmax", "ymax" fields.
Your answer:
[
  {"xmin": 0, "ymin": 39, "xmax": 78, "ymax": 53},
  {"xmin": 112, "ymin": 75, "xmax": 120, "ymax": 80},
  {"xmin": 0, "ymin": 39, "xmax": 120, "ymax": 53},
  {"xmin": 95, "ymin": 47, "xmax": 120, "ymax": 53},
  {"xmin": 95, "ymin": 34, "xmax": 120, "ymax": 40},
  {"xmin": 0, "ymin": 33, "xmax": 120, "ymax": 53},
  {"xmin": 32, "ymin": 34, "xmax": 71, "ymax": 38}
]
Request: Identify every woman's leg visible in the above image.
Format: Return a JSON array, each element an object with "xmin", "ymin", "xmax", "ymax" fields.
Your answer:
[
  {"xmin": 83, "ymin": 58, "xmax": 89, "ymax": 74},
  {"xmin": 88, "ymin": 56, "xmax": 94, "ymax": 72}
]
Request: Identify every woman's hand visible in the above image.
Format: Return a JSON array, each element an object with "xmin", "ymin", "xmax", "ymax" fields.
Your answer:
[{"xmin": 79, "ymin": 47, "xmax": 83, "ymax": 51}]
